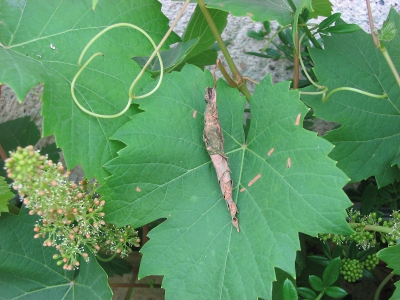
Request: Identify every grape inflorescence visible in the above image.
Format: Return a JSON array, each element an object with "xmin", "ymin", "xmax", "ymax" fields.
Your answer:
[{"xmin": 5, "ymin": 146, "xmax": 140, "ymax": 270}]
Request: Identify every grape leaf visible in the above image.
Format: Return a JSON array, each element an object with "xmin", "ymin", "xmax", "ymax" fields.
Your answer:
[
  {"xmin": 0, "ymin": 116, "xmax": 41, "ymax": 181},
  {"xmin": 0, "ymin": 0, "xmax": 178, "ymax": 182},
  {"xmin": 0, "ymin": 208, "xmax": 112, "ymax": 299},
  {"xmin": 176, "ymin": 0, "xmax": 303, "ymax": 24},
  {"xmin": 132, "ymin": 5, "xmax": 228, "ymax": 73},
  {"xmin": 309, "ymin": 0, "xmax": 332, "ymax": 19},
  {"xmin": 0, "ymin": 117, "xmax": 40, "ymax": 151},
  {"xmin": 0, "ymin": 177, "xmax": 13, "ymax": 215},
  {"xmin": 132, "ymin": 39, "xmax": 198, "ymax": 72},
  {"xmin": 181, "ymin": 5, "xmax": 228, "ymax": 58},
  {"xmin": 377, "ymin": 244, "xmax": 400, "ymax": 299},
  {"xmin": 100, "ymin": 65, "xmax": 352, "ymax": 299},
  {"xmin": 378, "ymin": 244, "xmax": 400, "ymax": 274},
  {"xmin": 301, "ymin": 11, "xmax": 400, "ymax": 187},
  {"xmin": 183, "ymin": 49, "xmax": 218, "ymax": 70},
  {"xmin": 391, "ymin": 285, "xmax": 400, "ymax": 300}
]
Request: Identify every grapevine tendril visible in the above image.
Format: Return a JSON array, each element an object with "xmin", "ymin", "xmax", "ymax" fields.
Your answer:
[
  {"xmin": 70, "ymin": 23, "xmax": 163, "ymax": 119},
  {"xmin": 70, "ymin": 0, "xmax": 191, "ymax": 118}
]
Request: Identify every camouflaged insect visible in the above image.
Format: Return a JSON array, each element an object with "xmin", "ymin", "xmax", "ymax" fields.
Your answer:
[{"xmin": 203, "ymin": 87, "xmax": 239, "ymax": 232}]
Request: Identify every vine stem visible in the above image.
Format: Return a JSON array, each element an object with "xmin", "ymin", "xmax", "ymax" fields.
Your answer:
[
  {"xmin": 315, "ymin": 291, "xmax": 325, "ymax": 300},
  {"xmin": 286, "ymin": 0, "xmax": 321, "ymax": 50},
  {"xmin": 365, "ymin": 0, "xmax": 400, "ymax": 87},
  {"xmin": 297, "ymin": 32, "xmax": 327, "ymax": 96},
  {"xmin": 348, "ymin": 223, "xmax": 394, "ymax": 234},
  {"xmin": 134, "ymin": 0, "xmax": 192, "ymax": 99},
  {"xmin": 217, "ymin": 59, "xmax": 236, "ymax": 87},
  {"xmin": 365, "ymin": 0, "xmax": 379, "ymax": 48},
  {"xmin": 196, "ymin": 0, "xmax": 251, "ymax": 101},
  {"xmin": 109, "ymin": 283, "xmax": 162, "ymax": 288},
  {"xmin": 381, "ymin": 47, "xmax": 400, "ymax": 87},
  {"xmin": 260, "ymin": 24, "xmax": 291, "ymax": 52},
  {"xmin": 374, "ymin": 272, "xmax": 395, "ymax": 300},
  {"xmin": 293, "ymin": 30, "xmax": 299, "ymax": 89}
]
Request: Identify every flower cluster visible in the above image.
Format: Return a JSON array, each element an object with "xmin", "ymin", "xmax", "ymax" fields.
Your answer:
[
  {"xmin": 319, "ymin": 209, "xmax": 400, "ymax": 250},
  {"xmin": 5, "ymin": 146, "xmax": 140, "ymax": 270}
]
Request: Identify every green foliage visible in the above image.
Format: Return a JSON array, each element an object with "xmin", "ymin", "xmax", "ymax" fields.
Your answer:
[
  {"xmin": 132, "ymin": 5, "xmax": 228, "ymax": 72},
  {"xmin": 181, "ymin": 6, "xmax": 228, "ymax": 59},
  {"xmin": 379, "ymin": 20, "xmax": 397, "ymax": 42},
  {"xmin": 98, "ymin": 65, "xmax": 351, "ymax": 299},
  {"xmin": 1, "ymin": 0, "xmax": 400, "ymax": 299},
  {"xmin": 132, "ymin": 39, "xmax": 198, "ymax": 72},
  {"xmin": 0, "ymin": 117, "xmax": 40, "ymax": 151},
  {"xmin": 282, "ymin": 278, "xmax": 298, "ymax": 300},
  {"xmin": 5, "ymin": 146, "xmax": 140, "ymax": 270},
  {"xmin": 322, "ymin": 256, "xmax": 341, "ymax": 286},
  {"xmin": 0, "ymin": 117, "xmax": 60, "ymax": 178},
  {"xmin": 309, "ymin": 0, "xmax": 332, "ymax": 19},
  {"xmin": 0, "ymin": 117, "xmax": 60, "ymax": 214},
  {"xmin": 378, "ymin": 243, "xmax": 400, "ymax": 274},
  {"xmin": 301, "ymin": 15, "xmax": 400, "ymax": 187},
  {"xmin": 0, "ymin": 177, "xmax": 13, "ymax": 215},
  {"xmin": 0, "ymin": 0, "xmax": 178, "ymax": 182},
  {"xmin": 297, "ymin": 287, "xmax": 317, "ymax": 299},
  {"xmin": 301, "ymin": 258, "xmax": 346, "ymax": 299},
  {"xmin": 318, "ymin": 12, "xmax": 342, "ymax": 31},
  {"xmin": 0, "ymin": 208, "xmax": 113, "ymax": 299},
  {"xmin": 0, "ymin": 117, "xmax": 41, "ymax": 181},
  {"xmin": 378, "ymin": 244, "xmax": 400, "ymax": 300},
  {"xmin": 178, "ymin": 0, "xmax": 303, "ymax": 24}
]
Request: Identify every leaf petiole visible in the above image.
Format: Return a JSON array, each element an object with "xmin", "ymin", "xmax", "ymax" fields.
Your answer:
[
  {"xmin": 197, "ymin": 0, "xmax": 251, "ymax": 101},
  {"xmin": 315, "ymin": 291, "xmax": 325, "ymax": 300}
]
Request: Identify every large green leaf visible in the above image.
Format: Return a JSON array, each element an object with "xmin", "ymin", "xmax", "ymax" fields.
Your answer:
[
  {"xmin": 309, "ymin": 0, "xmax": 332, "ymax": 19},
  {"xmin": 0, "ymin": 117, "xmax": 41, "ymax": 181},
  {"xmin": 0, "ymin": 117, "xmax": 40, "ymax": 151},
  {"xmin": 0, "ymin": 177, "xmax": 13, "ymax": 215},
  {"xmin": 0, "ymin": 0, "xmax": 178, "ymax": 182},
  {"xmin": 177, "ymin": 0, "xmax": 302, "ymax": 24},
  {"xmin": 100, "ymin": 65, "xmax": 352, "ymax": 299},
  {"xmin": 301, "ymin": 11, "xmax": 400, "ymax": 187},
  {"xmin": 377, "ymin": 244, "xmax": 400, "ymax": 299},
  {"xmin": 378, "ymin": 244, "xmax": 400, "ymax": 274},
  {"xmin": 0, "ymin": 209, "xmax": 112, "ymax": 299},
  {"xmin": 181, "ymin": 5, "xmax": 228, "ymax": 58},
  {"xmin": 133, "ymin": 5, "xmax": 228, "ymax": 73},
  {"xmin": 132, "ymin": 39, "xmax": 198, "ymax": 72}
]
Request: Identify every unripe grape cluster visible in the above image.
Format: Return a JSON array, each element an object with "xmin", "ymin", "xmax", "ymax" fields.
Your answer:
[
  {"xmin": 361, "ymin": 253, "xmax": 379, "ymax": 271},
  {"xmin": 5, "ymin": 146, "xmax": 140, "ymax": 270},
  {"xmin": 340, "ymin": 258, "xmax": 363, "ymax": 282},
  {"xmin": 339, "ymin": 254, "xmax": 379, "ymax": 283}
]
